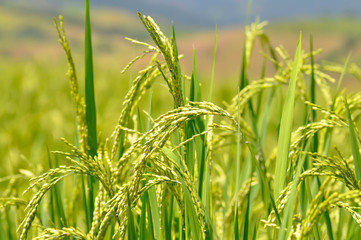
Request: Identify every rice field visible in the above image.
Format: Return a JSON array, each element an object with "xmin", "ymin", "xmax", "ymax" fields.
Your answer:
[{"xmin": 2, "ymin": 1, "xmax": 361, "ymax": 239}]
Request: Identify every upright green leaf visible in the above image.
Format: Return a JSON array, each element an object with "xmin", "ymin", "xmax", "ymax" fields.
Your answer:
[
  {"xmin": 233, "ymin": 89, "xmax": 242, "ymax": 239},
  {"xmin": 0, "ymin": 217, "xmax": 5, "ymax": 240},
  {"xmin": 127, "ymin": 189, "xmax": 137, "ymax": 240},
  {"xmin": 47, "ymin": 148, "xmax": 67, "ymax": 228},
  {"xmin": 278, "ymin": 140, "xmax": 310, "ymax": 240},
  {"xmin": 243, "ymin": 180, "xmax": 252, "ymax": 240},
  {"xmin": 274, "ymin": 34, "xmax": 302, "ymax": 198},
  {"xmin": 84, "ymin": 0, "xmax": 97, "ymax": 226},
  {"xmin": 149, "ymin": 187, "xmax": 162, "ymax": 240},
  {"xmin": 309, "ymin": 35, "xmax": 318, "ymax": 152},
  {"xmin": 84, "ymin": 0, "xmax": 97, "ymax": 157},
  {"xmin": 208, "ymin": 26, "xmax": 217, "ymax": 102},
  {"xmin": 345, "ymin": 97, "xmax": 361, "ymax": 181}
]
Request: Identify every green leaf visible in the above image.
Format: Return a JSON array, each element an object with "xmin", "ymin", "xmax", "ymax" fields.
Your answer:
[
  {"xmin": 233, "ymin": 90, "xmax": 242, "ymax": 239},
  {"xmin": 84, "ymin": 0, "xmax": 97, "ymax": 157},
  {"xmin": 345, "ymin": 97, "xmax": 361, "ymax": 181},
  {"xmin": 47, "ymin": 149, "xmax": 67, "ymax": 228},
  {"xmin": 278, "ymin": 140, "xmax": 310, "ymax": 240},
  {"xmin": 208, "ymin": 26, "xmax": 217, "ymax": 102},
  {"xmin": 164, "ymin": 195, "xmax": 174, "ymax": 240},
  {"xmin": 274, "ymin": 34, "xmax": 302, "ymax": 198},
  {"xmin": 149, "ymin": 186, "xmax": 162, "ymax": 240},
  {"xmin": 243, "ymin": 180, "xmax": 252, "ymax": 240},
  {"xmin": 127, "ymin": 188, "xmax": 137, "ymax": 240},
  {"xmin": 140, "ymin": 193, "xmax": 148, "ymax": 239},
  {"xmin": 84, "ymin": 0, "xmax": 97, "ymax": 226},
  {"xmin": 162, "ymin": 148, "xmax": 202, "ymax": 239},
  {"xmin": 309, "ymin": 35, "xmax": 319, "ymax": 152}
]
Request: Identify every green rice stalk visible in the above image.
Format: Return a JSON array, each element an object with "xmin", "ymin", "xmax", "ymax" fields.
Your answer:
[
  {"xmin": 138, "ymin": 13, "xmax": 184, "ymax": 108},
  {"xmin": 94, "ymin": 102, "xmax": 235, "ymax": 238},
  {"xmin": 53, "ymin": 16, "xmax": 87, "ymax": 152}
]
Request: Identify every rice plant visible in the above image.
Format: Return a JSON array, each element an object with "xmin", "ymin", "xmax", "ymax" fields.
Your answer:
[{"xmin": 2, "ymin": 1, "xmax": 361, "ymax": 239}]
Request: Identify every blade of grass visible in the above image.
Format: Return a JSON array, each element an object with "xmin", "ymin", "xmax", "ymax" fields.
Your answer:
[
  {"xmin": 47, "ymin": 147, "xmax": 56, "ymax": 227},
  {"xmin": 239, "ymin": 39, "xmax": 248, "ymax": 90},
  {"xmin": 84, "ymin": 0, "xmax": 97, "ymax": 227},
  {"xmin": 344, "ymin": 97, "xmax": 361, "ymax": 181},
  {"xmin": 5, "ymin": 210, "xmax": 13, "ymax": 239},
  {"xmin": 136, "ymin": 98, "xmax": 160, "ymax": 240},
  {"xmin": 190, "ymin": 49, "xmax": 200, "ymax": 103},
  {"xmin": 149, "ymin": 187, "xmax": 162, "ymax": 240},
  {"xmin": 208, "ymin": 25, "xmax": 217, "ymax": 102},
  {"xmin": 306, "ymin": 39, "xmax": 330, "ymax": 239},
  {"xmin": 171, "ymin": 24, "xmax": 185, "ymax": 107},
  {"xmin": 318, "ymin": 177, "xmax": 334, "ymax": 240},
  {"xmin": 139, "ymin": 193, "xmax": 151, "ymax": 240},
  {"xmin": 164, "ymin": 195, "xmax": 174, "ymax": 240},
  {"xmin": 233, "ymin": 89, "xmax": 242, "ymax": 239},
  {"xmin": 0, "ymin": 218, "xmax": 5, "ymax": 240},
  {"xmin": 84, "ymin": 0, "xmax": 97, "ymax": 157},
  {"xmin": 140, "ymin": 94, "xmax": 155, "ymax": 240},
  {"xmin": 346, "ymin": 219, "xmax": 359, "ymax": 240},
  {"xmin": 205, "ymin": 30, "xmax": 217, "ymax": 235},
  {"xmin": 185, "ymin": 50, "xmax": 199, "ymax": 176},
  {"xmin": 147, "ymin": 194, "xmax": 156, "ymax": 240},
  {"xmin": 278, "ymin": 140, "xmax": 310, "ymax": 240},
  {"xmin": 247, "ymin": 142, "xmax": 281, "ymax": 224},
  {"xmin": 310, "ymin": 35, "xmax": 318, "ymax": 151},
  {"xmin": 127, "ymin": 188, "xmax": 137, "ymax": 240},
  {"xmin": 163, "ymin": 148, "xmax": 201, "ymax": 239},
  {"xmin": 223, "ymin": 147, "xmax": 232, "ymax": 239},
  {"xmin": 47, "ymin": 147, "xmax": 67, "ymax": 228},
  {"xmin": 274, "ymin": 34, "xmax": 302, "ymax": 198},
  {"xmin": 252, "ymin": 221, "xmax": 260, "ymax": 240},
  {"xmin": 187, "ymin": 50, "xmax": 211, "ymax": 228},
  {"xmin": 137, "ymin": 109, "xmax": 146, "ymax": 239},
  {"xmin": 242, "ymin": 178, "xmax": 252, "ymax": 240},
  {"xmin": 239, "ymin": 0, "xmax": 253, "ymax": 90},
  {"xmin": 322, "ymin": 53, "xmax": 351, "ymax": 155},
  {"xmin": 181, "ymin": 176, "xmax": 202, "ymax": 239},
  {"xmin": 333, "ymin": 54, "xmax": 351, "ymax": 105},
  {"xmin": 71, "ymin": 106, "xmax": 83, "ymax": 228},
  {"xmin": 336, "ymin": 185, "xmax": 346, "ymax": 240}
]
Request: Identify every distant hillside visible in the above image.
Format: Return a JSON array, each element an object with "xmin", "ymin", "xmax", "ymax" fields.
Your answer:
[
  {"xmin": 3, "ymin": 0, "xmax": 361, "ymax": 27},
  {"xmin": 1, "ymin": 3, "xmax": 360, "ymax": 80}
]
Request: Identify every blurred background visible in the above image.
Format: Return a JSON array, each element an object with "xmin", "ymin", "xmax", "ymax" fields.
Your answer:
[{"xmin": 1, "ymin": 0, "xmax": 361, "ymax": 179}]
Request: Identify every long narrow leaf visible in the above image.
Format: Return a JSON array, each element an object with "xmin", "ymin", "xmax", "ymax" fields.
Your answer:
[
  {"xmin": 274, "ymin": 34, "xmax": 302, "ymax": 198},
  {"xmin": 127, "ymin": 189, "xmax": 137, "ymax": 240},
  {"xmin": 345, "ymin": 97, "xmax": 361, "ymax": 181},
  {"xmin": 84, "ymin": 0, "xmax": 97, "ymax": 226},
  {"xmin": 208, "ymin": 26, "xmax": 217, "ymax": 102},
  {"xmin": 84, "ymin": 0, "xmax": 97, "ymax": 157},
  {"xmin": 149, "ymin": 186, "xmax": 162, "ymax": 240},
  {"xmin": 278, "ymin": 140, "xmax": 310, "ymax": 240}
]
